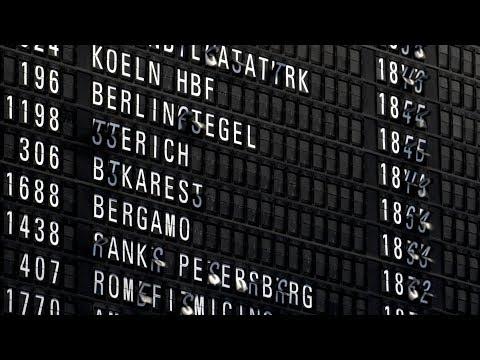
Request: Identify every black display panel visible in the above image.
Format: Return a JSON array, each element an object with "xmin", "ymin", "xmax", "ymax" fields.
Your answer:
[{"xmin": 0, "ymin": 44, "xmax": 478, "ymax": 316}]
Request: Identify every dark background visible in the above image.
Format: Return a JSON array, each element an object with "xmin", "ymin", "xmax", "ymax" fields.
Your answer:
[{"xmin": 0, "ymin": 44, "xmax": 478, "ymax": 316}]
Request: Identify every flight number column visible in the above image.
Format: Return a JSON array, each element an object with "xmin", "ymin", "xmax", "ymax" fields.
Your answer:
[{"xmin": 0, "ymin": 45, "xmax": 78, "ymax": 315}]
